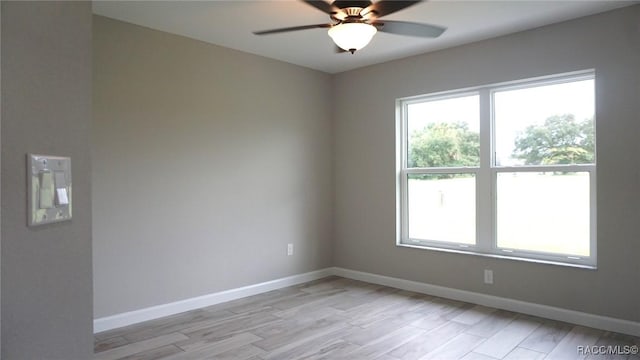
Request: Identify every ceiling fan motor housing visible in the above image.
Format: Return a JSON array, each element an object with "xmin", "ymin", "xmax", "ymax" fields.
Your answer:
[
  {"xmin": 343, "ymin": 7, "xmax": 365, "ymax": 18},
  {"xmin": 332, "ymin": 1, "xmax": 372, "ymax": 22},
  {"xmin": 333, "ymin": 1, "xmax": 372, "ymax": 11}
]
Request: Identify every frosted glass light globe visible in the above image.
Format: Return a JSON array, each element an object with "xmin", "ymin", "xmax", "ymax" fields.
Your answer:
[{"xmin": 328, "ymin": 23, "xmax": 377, "ymax": 53}]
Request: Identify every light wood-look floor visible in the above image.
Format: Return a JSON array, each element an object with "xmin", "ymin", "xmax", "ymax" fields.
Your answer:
[{"xmin": 95, "ymin": 276, "xmax": 640, "ymax": 360}]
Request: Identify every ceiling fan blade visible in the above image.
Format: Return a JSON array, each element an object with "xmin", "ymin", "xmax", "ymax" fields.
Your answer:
[
  {"xmin": 375, "ymin": 20, "xmax": 446, "ymax": 38},
  {"xmin": 361, "ymin": 1, "xmax": 420, "ymax": 18},
  {"xmin": 253, "ymin": 23, "xmax": 331, "ymax": 35},
  {"xmin": 303, "ymin": 0, "xmax": 335, "ymax": 14}
]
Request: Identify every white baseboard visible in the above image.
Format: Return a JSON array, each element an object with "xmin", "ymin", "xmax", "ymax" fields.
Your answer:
[
  {"xmin": 331, "ymin": 267, "xmax": 640, "ymax": 337},
  {"xmin": 94, "ymin": 266, "xmax": 640, "ymax": 337},
  {"xmin": 93, "ymin": 268, "xmax": 333, "ymax": 333}
]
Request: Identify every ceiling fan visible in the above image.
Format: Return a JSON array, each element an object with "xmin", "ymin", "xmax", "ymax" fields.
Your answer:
[{"xmin": 253, "ymin": 0, "xmax": 446, "ymax": 54}]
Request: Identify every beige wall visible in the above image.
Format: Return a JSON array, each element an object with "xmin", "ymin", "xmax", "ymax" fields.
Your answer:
[
  {"xmin": 93, "ymin": 16, "xmax": 333, "ymax": 317},
  {"xmin": 1, "ymin": 1, "xmax": 93, "ymax": 358},
  {"xmin": 333, "ymin": 6, "xmax": 640, "ymax": 322}
]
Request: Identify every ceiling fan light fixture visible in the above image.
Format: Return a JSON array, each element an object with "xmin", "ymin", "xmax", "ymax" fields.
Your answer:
[{"xmin": 328, "ymin": 22, "xmax": 377, "ymax": 53}]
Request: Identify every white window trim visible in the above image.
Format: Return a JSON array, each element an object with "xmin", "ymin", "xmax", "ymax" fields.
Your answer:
[{"xmin": 396, "ymin": 70, "xmax": 597, "ymax": 268}]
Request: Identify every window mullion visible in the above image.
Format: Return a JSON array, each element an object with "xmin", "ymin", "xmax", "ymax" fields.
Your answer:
[{"xmin": 476, "ymin": 89, "xmax": 492, "ymax": 252}]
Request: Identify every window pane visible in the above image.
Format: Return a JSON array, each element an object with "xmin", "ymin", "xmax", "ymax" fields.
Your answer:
[
  {"xmin": 408, "ymin": 173, "xmax": 475, "ymax": 244},
  {"xmin": 407, "ymin": 95, "xmax": 480, "ymax": 168},
  {"xmin": 494, "ymin": 79, "xmax": 594, "ymax": 166},
  {"xmin": 496, "ymin": 172, "xmax": 590, "ymax": 256}
]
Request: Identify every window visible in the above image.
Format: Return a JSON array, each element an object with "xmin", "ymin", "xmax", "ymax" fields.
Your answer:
[{"xmin": 397, "ymin": 71, "xmax": 596, "ymax": 267}]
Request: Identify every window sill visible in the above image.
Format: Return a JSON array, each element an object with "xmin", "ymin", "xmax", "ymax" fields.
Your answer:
[{"xmin": 396, "ymin": 242, "xmax": 597, "ymax": 270}]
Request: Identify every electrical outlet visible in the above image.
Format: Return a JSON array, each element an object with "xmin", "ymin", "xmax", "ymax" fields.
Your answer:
[
  {"xmin": 484, "ymin": 269, "xmax": 493, "ymax": 284},
  {"xmin": 287, "ymin": 243, "xmax": 294, "ymax": 256}
]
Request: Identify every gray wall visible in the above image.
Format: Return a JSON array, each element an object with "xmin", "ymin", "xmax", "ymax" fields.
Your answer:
[
  {"xmin": 1, "ymin": 2, "xmax": 93, "ymax": 359},
  {"xmin": 0, "ymin": 2, "xmax": 3, "ymax": 352},
  {"xmin": 333, "ymin": 6, "xmax": 640, "ymax": 322},
  {"xmin": 0, "ymin": 1, "xmax": 3, "ymax": 352},
  {"xmin": 93, "ymin": 16, "xmax": 333, "ymax": 317}
]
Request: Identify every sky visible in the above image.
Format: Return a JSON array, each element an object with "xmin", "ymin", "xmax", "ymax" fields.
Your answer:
[{"xmin": 407, "ymin": 79, "xmax": 595, "ymax": 166}]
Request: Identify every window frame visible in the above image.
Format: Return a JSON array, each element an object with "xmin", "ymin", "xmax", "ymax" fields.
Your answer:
[{"xmin": 396, "ymin": 70, "xmax": 597, "ymax": 268}]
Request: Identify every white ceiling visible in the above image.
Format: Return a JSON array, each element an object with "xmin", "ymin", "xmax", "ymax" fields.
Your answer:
[{"xmin": 93, "ymin": 1, "xmax": 635, "ymax": 74}]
